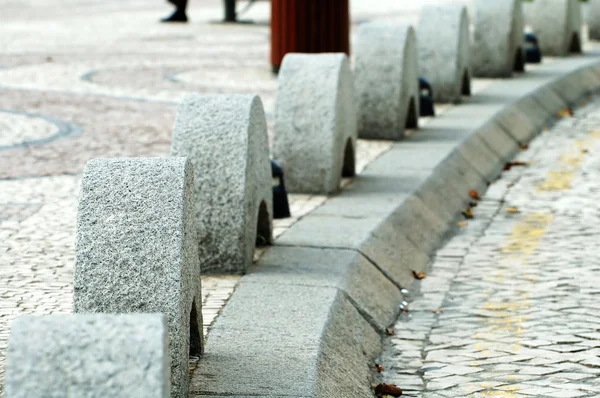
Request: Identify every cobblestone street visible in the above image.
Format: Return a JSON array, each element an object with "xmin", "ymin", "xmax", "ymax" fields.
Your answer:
[{"xmin": 381, "ymin": 97, "xmax": 600, "ymax": 397}]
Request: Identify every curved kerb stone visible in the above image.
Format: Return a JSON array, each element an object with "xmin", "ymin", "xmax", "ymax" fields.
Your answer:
[
  {"xmin": 74, "ymin": 157, "xmax": 202, "ymax": 398},
  {"xmin": 589, "ymin": 0, "xmax": 600, "ymax": 41},
  {"xmin": 354, "ymin": 22, "xmax": 419, "ymax": 141},
  {"xmin": 171, "ymin": 94, "xmax": 273, "ymax": 274},
  {"xmin": 525, "ymin": 0, "xmax": 582, "ymax": 56},
  {"xmin": 472, "ymin": 0, "xmax": 525, "ymax": 78},
  {"xmin": 6, "ymin": 314, "xmax": 170, "ymax": 398},
  {"xmin": 418, "ymin": 4, "xmax": 471, "ymax": 103},
  {"xmin": 273, "ymin": 53, "xmax": 357, "ymax": 194}
]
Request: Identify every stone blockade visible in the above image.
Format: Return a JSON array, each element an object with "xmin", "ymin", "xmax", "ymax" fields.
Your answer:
[
  {"xmin": 354, "ymin": 22, "xmax": 419, "ymax": 141},
  {"xmin": 6, "ymin": 314, "xmax": 170, "ymax": 398},
  {"xmin": 73, "ymin": 157, "xmax": 202, "ymax": 398},
  {"xmin": 418, "ymin": 4, "xmax": 471, "ymax": 103},
  {"xmin": 472, "ymin": 0, "xmax": 525, "ymax": 77},
  {"xmin": 273, "ymin": 53, "xmax": 357, "ymax": 194},
  {"xmin": 589, "ymin": 0, "xmax": 600, "ymax": 41},
  {"xmin": 525, "ymin": 0, "xmax": 582, "ymax": 56},
  {"xmin": 171, "ymin": 94, "xmax": 273, "ymax": 274}
]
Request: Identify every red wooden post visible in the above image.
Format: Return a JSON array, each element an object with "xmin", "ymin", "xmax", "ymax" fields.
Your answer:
[{"xmin": 270, "ymin": 0, "xmax": 350, "ymax": 72}]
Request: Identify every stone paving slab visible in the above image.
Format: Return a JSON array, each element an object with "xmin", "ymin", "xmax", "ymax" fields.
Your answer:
[{"xmin": 380, "ymin": 96, "xmax": 600, "ymax": 397}]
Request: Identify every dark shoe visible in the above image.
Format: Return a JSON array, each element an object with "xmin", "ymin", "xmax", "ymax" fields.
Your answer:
[{"xmin": 161, "ymin": 9, "xmax": 188, "ymax": 23}]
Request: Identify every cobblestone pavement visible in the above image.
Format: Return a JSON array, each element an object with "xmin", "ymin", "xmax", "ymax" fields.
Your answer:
[{"xmin": 381, "ymin": 96, "xmax": 600, "ymax": 397}]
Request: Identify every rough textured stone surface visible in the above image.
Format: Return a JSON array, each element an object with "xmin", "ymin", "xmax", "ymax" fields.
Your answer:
[
  {"xmin": 6, "ymin": 314, "xmax": 169, "ymax": 398},
  {"xmin": 354, "ymin": 22, "xmax": 419, "ymax": 141},
  {"xmin": 74, "ymin": 157, "xmax": 202, "ymax": 398},
  {"xmin": 191, "ymin": 284, "xmax": 381, "ymax": 397},
  {"xmin": 273, "ymin": 53, "xmax": 357, "ymax": 194},
  {"xmin": 171, "ymin": 94, "xmax": 273, "ymax": 274},
  {"xmin": 589, "ymin": 0, "xmax": 600, "ymax": 40},
  {"xmin": 418, "ymin": 4, "xmax": 471, "ymax": 103},
  {"xmin": 472, "ymin": 0, "xmax": 525, "ymax": 77},
  {"xmin": 525, "ymin": 0, "xmax": 582, "ymax": 56}
]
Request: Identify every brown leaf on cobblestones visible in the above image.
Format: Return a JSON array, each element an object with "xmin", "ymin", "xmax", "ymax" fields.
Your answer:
[
  {"xmin": 432, "ymin": 308, "xmax": 444, "ymax": 314},
  {"xmin": 458, "ymin": 221, "xmax": 468, "ymax": 228},
  {"xmin": 462, "ymin": 208, "xmax": 474, "ymax": 219},
  {"xmin": 469, "ymin": 190, "xmax": 481, "ymax": 200},
  {"xmin": 385, "ymin": 328, "xmax": 395, "ymax": 336},
  {"xmin": 558, "ymin": 107, "xmax": 574, "ymax": 118},
  {"xmin": 469, "ymin": 201, "xmax": 478, "ymax": 208},
  {"xmin": 412, "ymin": 271, "xmax": 427, "ymax": 280},
  {"xmin": 506, "ymin": 207, "xmax": 520, "ymax": 214},
  {"xmin": 374, "ymin": 383, "xmax": 403, "ymax": 397},
  {"xmin": 375, "ymin": 363, "xmax": 384, "ymax": 372},
  {"xmin": 520, "ymin": 143, "xmax": 529, "ymax": 151},
  {"xmin": 504, "ymin": 161, "xmax": 530, "ymax": 171}
]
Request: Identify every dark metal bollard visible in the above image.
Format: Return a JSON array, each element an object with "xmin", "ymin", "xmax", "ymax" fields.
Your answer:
[
  {"xmin": 419, "ymin": 77, "xmax": 435, "ymax": 117},
  {"xmin": 271, "ymin": 160, "xmax": 291, "ymax": 219},
  {"xmin": 270, "ymin": 0, "xmax": 350, "ymax": 72},
  {"xmin": 525, "ymin": 33, "xmax": 543, "ymax": 64},
  {"xmin": 224, "ymin": 0, "xmax": 236, "ymax": 22}
]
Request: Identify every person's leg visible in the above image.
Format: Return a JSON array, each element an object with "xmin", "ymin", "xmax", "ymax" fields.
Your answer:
[{"xmin": 161, "ymin": 0, "xmax": 188, "ymax": 22}]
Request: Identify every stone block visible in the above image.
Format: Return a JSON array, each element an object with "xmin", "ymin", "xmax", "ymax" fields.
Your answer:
[
  {"xmin": 525, "ymin": 0, "xmax": 582, "ymax": 56},
  {"xmin": 6, "ymin": 314, "xmax": 169, "ymax": 398},
  {"xmin": 418, "ymin": 4, "xmax": 471, "ymax": 103},
  {"xmin": 589, "ymin": 0, "xmax": 600, "ymax": 40},
  {"xmin": 354, "ymin": 22, "xmax": 419, "ymax": 141},
  {"xmin": 74, "ymin": 157, "xmax": 203, "ymax": 398},
  {"xmin": 273, "ymin": 53, "xmax": 357, "ymax": 194},
  {"xmin": 472, "ymin": 0, "xmax": 525, "ymax": 77},
  {"xmin": 172, "ymin": 94, "xmax": 273, "ymax": 273}
]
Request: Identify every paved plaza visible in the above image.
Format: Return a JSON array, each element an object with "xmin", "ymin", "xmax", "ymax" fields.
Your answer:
[
  {"xmin": 2, "ymin": 0, "xmax": 600, "ymax": 397},
  {"xmin": 381, "ymin": 97, "xmax": 600, "ymax": 397},
  {"xmin": 0, "ymin": 0, "xmax": 429, "ymax": 393}
]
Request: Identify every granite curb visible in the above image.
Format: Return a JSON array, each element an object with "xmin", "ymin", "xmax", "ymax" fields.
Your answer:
[{"xmin": 192, "ymin": 53, "xmax": 600, "ymax": 397}]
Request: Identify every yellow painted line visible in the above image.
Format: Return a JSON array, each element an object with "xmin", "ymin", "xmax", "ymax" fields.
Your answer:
[
  {"xmin": 538, "ymin": 130, "xmax": 600, "ymax": 192},
  {"xmin": 476, "ymin": 213, "xmax": 553, "ymax": 397}
]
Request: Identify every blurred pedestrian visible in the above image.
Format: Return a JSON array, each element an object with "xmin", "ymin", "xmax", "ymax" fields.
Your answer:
[{"xmin": 161, "ymin": 0, "xmax": 188, "ymax": 23}]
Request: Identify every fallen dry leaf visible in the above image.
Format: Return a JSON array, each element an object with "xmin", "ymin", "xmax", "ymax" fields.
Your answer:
[
  {"xmin": 504, "ymin": 161, "xmax": 530, "ymax": 171},
  {"xmin": 469, "ymin": 201, "xmax": 479, "ymax": 208},
  {"xmin": 412, "ymin": 271, "xmax": 426, "ymax": 280},
  {"xmin": 520, "ymin": 143, "xmax": 529, "ymax": 151},
  {"xmin": 469, "ymin": 190, "xmax": 481, "ymax": 200},
  {"xmin": 374, "ymin": 383, "xmax": 403, "ymax": 397},
  {"xmin": 375, "ymin": 363, "xmax": 384, "ymax": 373},
  {"xmin": 462, "ymin": 208, "xmax": 474, "ymax": 219},
  {"xmin": 385, "ymin": 328, "xmax": 395, "ymax": 336},
  {"xmin": 582, "ymin": 149, "xmax": 590, "ymax": 154},
  {"xmin": 432, "ymin": 308, "xmax": 444, "ymax": 314},
  {"xmin": 506, "ymin": 207, "xmax": 520, "ymax": 214},
  {"xmin": 457, "ymin": 221, "xmax": 468, "ymax": 228},
  {"xmin": 558, "ymin": 107, "xmax": 574, "ymax": 118}
]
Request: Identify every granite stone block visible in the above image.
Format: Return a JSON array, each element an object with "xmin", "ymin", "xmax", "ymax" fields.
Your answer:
[
  {"xmin": 74, "ymin": 157, "xmax": 202, "ymax": 398},
  {"xmin": 172, "ymin": 94, "xmax": 273, "ymax": 273},
  {"xmin": 355, "ymin": 22, "xmax": 419, "ymax": 140},
  {"xmin": 472, "ymin": 0, "xmax": 525, "ymax": 77},
  {"xmin": 6, "ymin": 314, "xmax": 169, "ymax": 398},
  {"xmin": 525, "ymin": 0, "xmax": 582, "ymax": 56},
  {"xmin": 273, "ymin": 53, "xmax": 357, "ymax": 194},
  {"xmin": 418, "ymin": 4, "xmax": 471, "ymax": 103}
]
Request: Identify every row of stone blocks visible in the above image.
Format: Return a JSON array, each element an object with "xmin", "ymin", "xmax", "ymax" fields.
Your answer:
[{"xmin": 5, "ymin": 1, "xmax": 586, "ymax": 397}]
